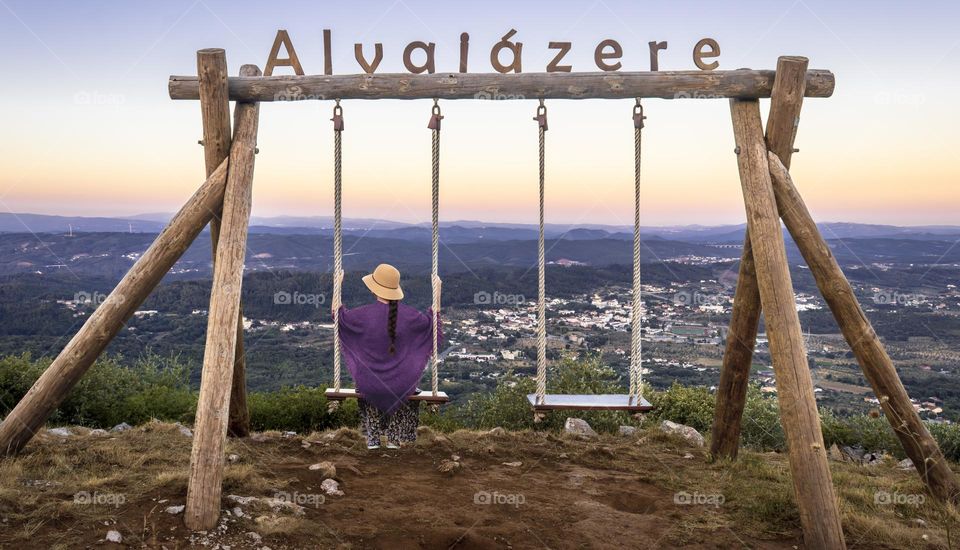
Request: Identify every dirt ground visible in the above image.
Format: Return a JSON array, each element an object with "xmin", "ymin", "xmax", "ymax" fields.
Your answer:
[{"xmin": 0, "ymin": 422, "xmax": 952, "ymax": 549}]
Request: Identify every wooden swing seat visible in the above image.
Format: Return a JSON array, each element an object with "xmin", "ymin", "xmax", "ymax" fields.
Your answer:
[
  {"xmin": 527, "ymin": 393, "xmax": 654, "ymax": 412},
  {"xmin": 325, "ymin": 388, "xmax": 450, "ymax": 404}
]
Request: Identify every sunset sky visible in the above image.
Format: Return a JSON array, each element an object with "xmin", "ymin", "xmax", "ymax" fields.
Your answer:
[{"xmin": 0, "ymin": 0, "xmax": 957, "ymax": 226}]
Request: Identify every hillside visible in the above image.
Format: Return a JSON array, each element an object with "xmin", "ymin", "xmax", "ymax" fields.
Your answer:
[{"xmin": 0, "ymin": 422, "xmax": 955, "ymax": 549}]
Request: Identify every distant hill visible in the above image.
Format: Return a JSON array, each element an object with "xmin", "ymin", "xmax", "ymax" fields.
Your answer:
[{"xmin": 3, "ymin": 212, "xmax": 958, "ymax": 244}]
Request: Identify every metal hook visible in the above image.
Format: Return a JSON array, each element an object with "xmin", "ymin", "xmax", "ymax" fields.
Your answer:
[
  {"xmin": 633, "ymin": 99, "xmax": 646, "ymax": 129},
  {"xmin": 534, "ymin": 98, "xmax": 548, "ymax": 130},
  {"xmin": 428, "ymin": 98, "xmax": 443, "ymax": 130},
  {"xmin": 331, "ymin": 99, "xmax": 344, "ymax": 131}
]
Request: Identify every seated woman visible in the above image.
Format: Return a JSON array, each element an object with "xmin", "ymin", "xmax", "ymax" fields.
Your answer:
[{"xmin": 336, "ymin": 263, "xmax": 442, "ymax": 450}]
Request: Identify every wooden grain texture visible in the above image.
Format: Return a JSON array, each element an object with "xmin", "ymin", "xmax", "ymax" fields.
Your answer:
[
  {"xmin": 768, "ymin": 152, "xmax": 960, "ymax": 503},
  {"xmin": 184, "ymin": 85, "xmax": 260, "ymax": 531},
  {"xmin": 169, "ymin": 69, "xmax": 835, "ymax": 101},
  {"xmin": 197, "ymin": 50, "xmax": 251, "ymax": 439},
  {"xmin": 711, "ymin": 56, "xmax": 808, "ymax": 459},
  {"xmin": 731, "ymin": 99, "xmax": 845, "ymax": 549},
  {"xmin": 0, "ymin": 160, "xmax": 229, "ymax": 456}
]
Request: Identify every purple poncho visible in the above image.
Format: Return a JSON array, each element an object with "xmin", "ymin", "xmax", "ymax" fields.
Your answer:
[{"xmin": 337, "ymin": 302, "xmax": 441, "ymax": 415}]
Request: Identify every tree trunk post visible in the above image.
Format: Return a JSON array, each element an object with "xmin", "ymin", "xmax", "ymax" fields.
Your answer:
[
  {"xmin": 184, "ymin": 68, "xmax": 260, "ymax": 531},
  {"xmin": 711, "ymin": 56, "xmax": 808, "ymax": 458},
  {"xmin": 731, "ymin": 98, "xmax": 846, "ymax": 549},
  {"xmin": 169, "ymin": 69, "xmax": 836, "ymax": 101},
  {"xmin": 197, "ymin": 49, "xmax": 251, "ymax": 438},
  {"xmin": 768, "ymin": 152, "xmax": 960, "ymax": 503},
  {"xmin": 0, "ymin": 160, "xmax": 230, "ymax": 455}
]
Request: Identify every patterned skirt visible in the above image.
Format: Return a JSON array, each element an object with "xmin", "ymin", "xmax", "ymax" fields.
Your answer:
[{"xmin": 358, "ymin": 398, "xmax": 420, "ymax": 446}]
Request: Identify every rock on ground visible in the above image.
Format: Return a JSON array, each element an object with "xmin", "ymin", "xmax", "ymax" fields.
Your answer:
[
  {"xmin": 829, "ymin": 443, "xmax": 845, "ymax": 461},
  {"xmin": 105, "ymin": 530, "xmax": 122, "ymax": 543},
  {"xmin": 47, "ymin": 427, "xmax": 72, "ymax": 437},
  {"xmin": 321, "ymin": 478, "xmax": 344, "ymax": 496},
  {"xmin": 564, "ymin": 418, "xmax": 598, "ymax": 438},
  {"xmin": 111, "ymin": 422, "xmax": 132, "ymax": 432},
  {"xmin": 619, "ymin": 425, "xmax": 637, "ymax": 436},
  {"xmin": 659, "ymin": 420, "xmax": 704, "ymax": 447},
  {"xmin": 175, "ymin": 423, "xmax": 193, "ymax": 437},
  {"xmin": 308, "ymin": 461, "xmax": 337, "ymax": 478},
  {"xmin": 164, "ymin": 505, "xmax": 185, "ymax": 514},
  {"xmin": 437, "ymin": 459, "xmax": 461, "ymax": 475}
]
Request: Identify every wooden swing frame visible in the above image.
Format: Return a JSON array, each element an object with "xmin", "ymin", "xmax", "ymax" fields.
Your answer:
[{"xmin": 0, "ymin": 48, "xmax": 953, "ymax": 547}]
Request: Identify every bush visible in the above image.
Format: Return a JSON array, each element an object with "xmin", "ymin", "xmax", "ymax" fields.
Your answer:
[
  {"xmin": 435, "ymin": 356, "xmax": 635, "ymax": 433},
  {"xmin": 927, "ymin": 423, "xmax": 960, "ymax": 462},
  {"xmin": 739, "ymin": 387, "xmax": 785, "ymax": 451},
  {"xmin": 2, "ymin": 352, "xmax": 957, "ymax": 464},
  {"xmin": 648, "ymin": 382, "xmax": 714, "ymax": 432},
  {"xmin": 0, "ymin": 353, "xmax": 196, "ymax": 428},
  {"xmin": 248, "ymin": 387, "xmax": 357, "ymax": 433}
]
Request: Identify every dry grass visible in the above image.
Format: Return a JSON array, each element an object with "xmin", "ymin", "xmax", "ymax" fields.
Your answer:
[{"xmin": 0, "ymin": 422, "xmax": 957, "ymax": 548}]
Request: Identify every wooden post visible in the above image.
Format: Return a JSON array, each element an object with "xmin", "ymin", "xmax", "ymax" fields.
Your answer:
[
  {"xmin": 0, "ymin": 160, "xmax": 229, "ymax": 455},
  {"xmin": 184, "ymin": 68, "xmax": 260, "ymax": 531},
  {"xmin": 731, "ymin": 99, "xmax": 846, "ymax": 549},
  {"xmin": 169, "ymin": 69, "xmax": 836, "ymax": 101},
  {"xmin": 197, "ymin": 49, "xmax": 251, "ymax": 438},
  {"xmin": 768, "ymin": 152, "xmax": 960, "ymax": 503},
  {"xmin": 711, "ymin": 56, "xmax": 808, "ymax": 458}
]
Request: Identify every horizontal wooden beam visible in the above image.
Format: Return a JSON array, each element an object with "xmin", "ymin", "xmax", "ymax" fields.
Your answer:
[{"xmin": 169, "ymin": 69, "xmax": 835, "ymax": 101}]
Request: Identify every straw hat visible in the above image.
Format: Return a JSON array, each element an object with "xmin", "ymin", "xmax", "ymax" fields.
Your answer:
[{"xmin": 362, "ymin": 263, "xmax": 404, "ymax": 301}]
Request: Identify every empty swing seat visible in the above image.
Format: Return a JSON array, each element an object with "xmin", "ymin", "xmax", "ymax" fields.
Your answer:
[
  {"xmin": 527, "ymin": 393, "xmax": 654, "ymax": 412},
  {"xmin": 325, "ymin": 388, "xmax": 450, "ymax": 404}
]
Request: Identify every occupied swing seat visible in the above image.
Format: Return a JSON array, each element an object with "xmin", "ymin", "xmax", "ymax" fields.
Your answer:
[
  {"xmin": 325, "ymin": 388, "xmax": 450, "ymax": 404},
  {"xmin": 526, "ymin": 393, "xmax": 653, "ymax": 412}
]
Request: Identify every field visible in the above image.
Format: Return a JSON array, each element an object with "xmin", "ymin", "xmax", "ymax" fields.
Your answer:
[{"xmin": 0, "ymin": 422, "xmax": 956, "ymax": 549}]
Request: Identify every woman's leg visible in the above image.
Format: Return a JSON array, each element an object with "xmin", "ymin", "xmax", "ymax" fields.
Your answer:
[
  {"xmin": 385, "ymin": 401, "xmax": 421, "ymax": 445},
  {"xmin": 358, "ymin": 398, "xmax": 383, "ymax": 447}
]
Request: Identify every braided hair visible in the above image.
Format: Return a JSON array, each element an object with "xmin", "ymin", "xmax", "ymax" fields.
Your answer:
[{"xmin": 387, "ymin": 300, "xmax": 398, "ymax": 355}]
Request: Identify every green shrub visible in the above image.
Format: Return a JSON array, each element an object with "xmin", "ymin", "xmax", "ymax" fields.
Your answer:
[
  {"xmin": 739, "ymin": 387, "xmax": 785, "ymax": 451},
  {"xmin": 649, "ymin": 382, "xmax": 714, "ymax": 432},
  {"xmin": 248, "ymin": 386, "xmax": 357, "ymax": 433},
  {"xmin": 436, "ymin": 355, "xmax": 634, "ymax": 433},
  {"xmin": 927, "ymin": 423, "xmax": 960, "ymax": 462},
  {"xmin": 2, "ymin": 352, "xmax": 957, "ymax": 464}
]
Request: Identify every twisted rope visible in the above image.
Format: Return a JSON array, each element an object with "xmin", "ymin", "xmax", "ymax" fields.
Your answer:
[
  {"xmin": 629, "ymin": 100, "xmax": 645, "ymax": 403},
  {"xmin": 429, "ymin": 100, "xmax": 442, "ymax": 397},
  {"xmin": 535, "ymin": 100, "xmax": 547, "ymax": 405},
  {"xmin": 331, "ymin": 100, "xmax": 344, "ymax": 393}
]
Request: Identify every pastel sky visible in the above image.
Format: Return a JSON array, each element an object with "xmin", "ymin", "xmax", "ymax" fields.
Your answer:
[{"xmin": 0, "ymin": 0, "xmax": 957, "ymax": 226}]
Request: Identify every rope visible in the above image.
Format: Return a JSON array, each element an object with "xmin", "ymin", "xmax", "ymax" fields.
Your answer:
[
  {"xmin": 331, "ymin": 100, "xmax": 344, "ymax": 393},
  {"xmin": 534, "ymin": 100, "xmax": 548, "ymax": 405},
  {"xmin": 429, "ymin": 99, "xmax": 442, "ymax": 397},
  {"xmin": 629, "ymin": 100, "xmax": 646, "ymax": 403}
]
